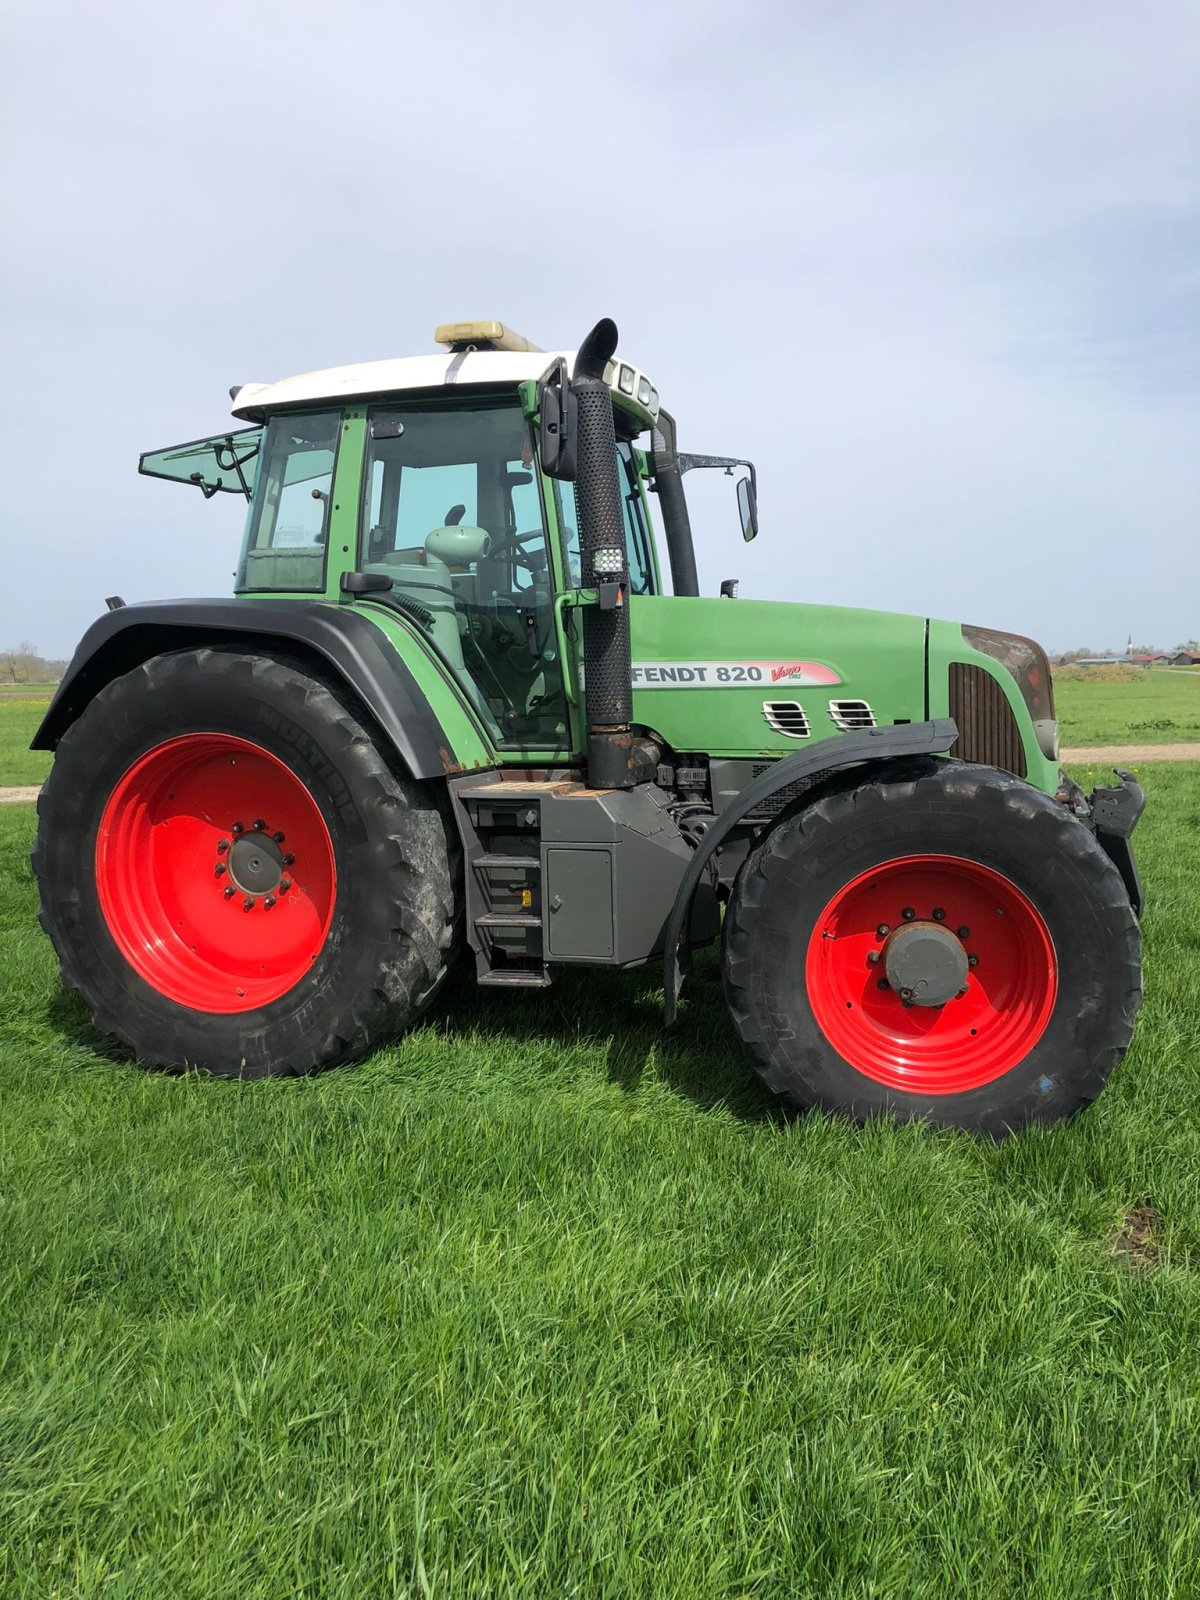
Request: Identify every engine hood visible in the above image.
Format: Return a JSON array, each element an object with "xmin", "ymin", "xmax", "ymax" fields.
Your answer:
[{"xmin": 626, "ymin": 595, "xmax": 927, "ymax": 758}]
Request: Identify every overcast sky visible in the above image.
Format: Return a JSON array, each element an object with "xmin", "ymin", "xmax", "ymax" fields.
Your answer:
[{"xmin": 2, "ymin": 0, "xmax": 1197, "ymax": 658}]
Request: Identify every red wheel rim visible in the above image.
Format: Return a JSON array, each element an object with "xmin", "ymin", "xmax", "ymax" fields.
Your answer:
[
  {"xmin": 805, "ymin": 854, "xmax": 1057, "ymax": 1094},
  {"xmin": 95, "ymin": 734, "xmax": 336, "ymax": 1014}
]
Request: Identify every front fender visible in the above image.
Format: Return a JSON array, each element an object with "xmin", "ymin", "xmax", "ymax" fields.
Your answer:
[{"xmin": 663, "ymin": 718, "xmax": 960, "ymax": 1022}]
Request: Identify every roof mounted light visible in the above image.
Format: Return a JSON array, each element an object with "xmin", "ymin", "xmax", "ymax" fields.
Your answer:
[{"xmin": 433, "ymin": 320, "xmax": 544, "ymax": 353}]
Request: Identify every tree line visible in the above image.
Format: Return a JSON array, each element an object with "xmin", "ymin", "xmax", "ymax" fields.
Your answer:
[
  {"xmin": 1057, "ymin": 639, "xmax": 1200, "ymax": 663},
  {"xmin": 0, "ymin": 643, "xmax": 68, "ymax": 684}
]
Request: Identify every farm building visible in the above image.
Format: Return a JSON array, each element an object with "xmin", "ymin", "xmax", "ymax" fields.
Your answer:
[{"xmin": 1170, "ymin": 650, "xmax": 1200, "ymax": 666}]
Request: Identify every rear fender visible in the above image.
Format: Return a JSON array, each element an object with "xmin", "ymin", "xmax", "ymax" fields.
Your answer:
[{"xmin": 33, "ymin": 601, "xmax": 468, "ymax": 781}]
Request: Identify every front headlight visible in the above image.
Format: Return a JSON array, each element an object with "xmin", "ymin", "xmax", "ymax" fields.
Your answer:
[{"xmin": 963, "ymin": 624, "xmax": 1058, "ymax": 761}]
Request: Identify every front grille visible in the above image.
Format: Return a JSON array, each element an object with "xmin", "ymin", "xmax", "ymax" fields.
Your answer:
[
  {"xmin": 949, "ymin": 663, "xmax": 1027, "ymax": 777},
  {"xmin": 829, "ymin": 698, "xmax": 875, "ymax": 730},
  {"xmin": 748, "ymin": 762, "xmax": 817, "ymax": 818},
  {"xmin": 763, "ymin": 700, "xmax": 811, "ymax": 738}
]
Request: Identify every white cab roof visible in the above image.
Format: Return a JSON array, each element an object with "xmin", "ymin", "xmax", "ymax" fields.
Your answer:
[
  {"xmin": 230, "ymin": 348, "xmax": 661, "ymax": 427},
  {"xmin": 231, "ymin": 350, "xmax": 568, "ymax": 419}
]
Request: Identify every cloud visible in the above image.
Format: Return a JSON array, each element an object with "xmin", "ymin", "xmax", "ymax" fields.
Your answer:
[{"xmin": 1, "ymin": 0, "xmax": 1196, "ymax": 655}]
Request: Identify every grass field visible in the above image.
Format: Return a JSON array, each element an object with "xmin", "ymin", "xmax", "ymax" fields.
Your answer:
[
  {"xmin": 0, "ymin": 701, "xmax": 52, "ymax": 787},
  {"xmin": 0, "ymin": 682, "xmax": 60, "ymax": 703},
  {"xmin": 3, "ymin": 756, "xmax": 1200, "ymax": 1594},
  {"xmin": 1054, "ymin": 666, "xmax": 1200, "ymax": 747},
  {"xmin": 4, "ymin": 671, "xmax": 1200, "ymax": 1594}
]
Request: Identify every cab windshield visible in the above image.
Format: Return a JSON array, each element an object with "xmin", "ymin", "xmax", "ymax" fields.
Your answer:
[{"xmin": 359, "ymin": 395, "xmax": 568, "ymax": 752}]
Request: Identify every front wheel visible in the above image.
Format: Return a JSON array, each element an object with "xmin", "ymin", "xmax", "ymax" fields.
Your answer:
[
  {"xmin": 723, "ymin": 760, "xmax": 1142, "ymax": 1135},
  {"xmin": 34, "ymin": 648, "xmax": 457, "ymax": 1077}
]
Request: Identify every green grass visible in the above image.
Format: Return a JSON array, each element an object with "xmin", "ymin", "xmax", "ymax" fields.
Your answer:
[
  {"xmin": 2, "ymin": 765, "xmax": 1199, "ymax": 1597},
  {"xmin": 0, "ymin": 681, "xmax": 60, "ymax": 702},
  {"xmin": 0, "ymin": 702, "xmax": 51, "ymax": 787},
  {"xmin": 1055, "ymin": 667, "xmax": 1200, "ymax": 747}
]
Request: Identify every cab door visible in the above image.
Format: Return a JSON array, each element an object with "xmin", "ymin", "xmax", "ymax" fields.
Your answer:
[{"xmin": 356, "ymin": 395, "xmax": 572, "ymax": 760}]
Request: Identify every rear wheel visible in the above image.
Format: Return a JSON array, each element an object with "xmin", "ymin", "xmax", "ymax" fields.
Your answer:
[
  {"xmin": 723, "ymin": 760, "xmax": 1141, "ymax": 1135},
  {"xmin": 34, "ymin": 648, "xmax": 457, "ymax": 1076}
]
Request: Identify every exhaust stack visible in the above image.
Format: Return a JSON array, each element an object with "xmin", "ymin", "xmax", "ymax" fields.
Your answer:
[{"xmin": 571, "ymin": 319, "xmax": 643, "ymax": 789}]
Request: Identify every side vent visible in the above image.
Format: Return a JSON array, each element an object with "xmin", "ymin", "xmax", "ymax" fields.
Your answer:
[
  {"xmin": 763, "ymin": 700, "xmax": 811, "ymax": 738},
  {"xmin": 949, "ymin": 663, "xmax": 1027, "ymax": 778},
  {"xmin": 829, "ymin": 698, "xmax": 875, "ymax": 730}
]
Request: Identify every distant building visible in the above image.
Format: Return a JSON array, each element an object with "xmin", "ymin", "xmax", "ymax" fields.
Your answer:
[
  {"xmin": 1132, "ymin": 652, "xmax": 1168, "ymax": 666},
  {"xmin": 1170, "ymin": 650, "xmax": 1200, "ymax": 666}
]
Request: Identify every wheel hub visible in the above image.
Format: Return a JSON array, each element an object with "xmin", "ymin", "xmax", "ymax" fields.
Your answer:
[
  {"xmin": 227, "ymin": 832, "xmax": 284, "ymax": 896},
  {"xmin": 883, "ymin": 920, "xmax": 969, "ymax": 1007}
]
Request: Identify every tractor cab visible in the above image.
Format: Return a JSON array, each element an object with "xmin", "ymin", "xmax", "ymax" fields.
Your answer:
[{"xmin": 136, "ymin": 321, "xmax": 758, "ymax": 763}]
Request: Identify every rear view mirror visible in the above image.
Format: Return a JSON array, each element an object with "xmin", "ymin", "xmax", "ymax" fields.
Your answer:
[
  {"xmin": 538, "ymin": 356, "xmax": 578, "ymax": 480},
  {"xmin": 737, "ymin": 474, "xmax": 758, "ymax": 542}
]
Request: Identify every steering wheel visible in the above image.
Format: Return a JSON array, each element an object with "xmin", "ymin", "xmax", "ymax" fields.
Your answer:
[{"xmin": 485, "ymin": 528, "xmax": 546, "ymax": 570}]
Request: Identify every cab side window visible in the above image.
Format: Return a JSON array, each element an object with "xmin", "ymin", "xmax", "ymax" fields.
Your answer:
[{"xmin": 553, "ymin": 441, "xmax": 658, "ymax": 595}]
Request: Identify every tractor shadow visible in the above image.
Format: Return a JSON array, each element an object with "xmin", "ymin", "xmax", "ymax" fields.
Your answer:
[
  {"xmin": 429, "ymin": 953, "xmax": 784, "ymax": 1126},
  {"xmin": 39, "ymin": 953, "xmax": 781, "ymax": 1126},
  {"xmin": 45, "ymin": 988, "xmax": 135, "ymax": 1065}
]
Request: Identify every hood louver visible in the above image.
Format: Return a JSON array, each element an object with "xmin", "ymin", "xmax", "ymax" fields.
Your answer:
[
  {"xmin": 763, "ymin": 701, "xmax": 811, "ymax": 738},
  {"xmin": 829, "ymin": 699, "xmax": 875, "ymax": 730}
]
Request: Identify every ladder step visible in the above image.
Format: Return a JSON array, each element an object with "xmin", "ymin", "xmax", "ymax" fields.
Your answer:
[
  {"xmin": 474, "ymin": 912, "xmax": 541, "ymax": 929},
  {"xmin": 477, "ymin": 969, "xmax": 553, "ymax": 989},
  {"xmin": 474, "ymin": 855, "xmax": 541, "ymax": 871}
]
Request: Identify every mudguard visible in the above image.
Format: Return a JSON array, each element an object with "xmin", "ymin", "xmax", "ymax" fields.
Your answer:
[
  {"xmin": 32, "ymin": 600, "xmax": 456, "ymax": 781},
  {"xmin": 662, "ymin": 718, "xmax": 960, "ymax": 1022}
]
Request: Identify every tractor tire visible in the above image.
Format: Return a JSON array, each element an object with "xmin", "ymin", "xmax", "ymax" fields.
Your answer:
[
  {"xmin": 33, "ymin": 648, "xmax": 457, "ymax": 1077},
  {"xmin": 723, "ymin": 758, "xmax": 1141, "ymax": 1136}
]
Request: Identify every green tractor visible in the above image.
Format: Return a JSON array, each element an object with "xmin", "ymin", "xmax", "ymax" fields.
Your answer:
[{"xmin": 32, "ymin": 318, "xmax": 1144, "ymax": 1134}]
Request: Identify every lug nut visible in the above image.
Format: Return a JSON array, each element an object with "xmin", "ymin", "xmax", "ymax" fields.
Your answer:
[
  {"xmin": 223, "ymin": 885, "xmax": 236, "ymax": 899},
  {"xmin": 242, "ymin": 897, "xmax": 255, "ymax": 911},
  {"xmin": 217, "ymin": 839, "xmax": 230, "ymax": 854},
  {"xmin": 901, "ymin": 908, "xmax": 915, "ymax": 921},
  {"xmin": 273, "ymin": 831, "xmax": 285, "ymax": 843},
  {"xmin": 932, "ymin": 907, "xmax": 946, "ymax": 921},
  {"xmin": 968, "ymin": 953, "xmax": 979, "ymax": 967},
  {"xmin": 231, "ymin": 822, "xmax": 244, "ymax": 835},
  {"xmin": 866, "ymin": 950, "xmax": 881, "ymax": 966},
  {"xmin": 263, "ymin": 895, "xmax": 277, "ymax": 910},
  {"xmin": 877, "ymin": 977, "xmax": 890, "ymax": 991},
  {"xmin": 214, "ymin": 862, "xmax": 226, "ymax": 877},
  {"xmin": 283, "ymin": 853, "xmax": 295, "ymax": 867},
  {"xmin": 279, "ymin": 877, "xmax": 292, "ymax": 893},
  {"xmin": 252, "ymin": 819, "xmax": 266, "ymax": 832},
  {"xmin": 900, "ymin": 986, "xmax": 914, "ymax": 1000},
  {"xmin": 957, "ymin": 925, "xmax": 970, "ymax": 940},
  {"xmin": 876, "ymin": 923, "xmax": 890, "ymax": 939}
]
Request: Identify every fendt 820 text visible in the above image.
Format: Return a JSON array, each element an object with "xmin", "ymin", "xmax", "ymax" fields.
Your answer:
[{"xmin": 33, "ymin": 318, "xmax": 1145, "ymax": 1133}]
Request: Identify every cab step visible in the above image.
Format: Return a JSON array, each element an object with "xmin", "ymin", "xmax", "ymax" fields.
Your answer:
[{"xmin": 476, "ymin": 969, "xmax": 554, "ymax": 989}]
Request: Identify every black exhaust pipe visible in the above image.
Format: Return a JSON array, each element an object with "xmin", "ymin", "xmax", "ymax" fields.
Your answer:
[
  {"xmin": 648, "ymin": 409, "xmax": 700, "ymax": 598},
  {"xmin": 571, "ymin": 319, "xmax": 645, "ymax": 789}
]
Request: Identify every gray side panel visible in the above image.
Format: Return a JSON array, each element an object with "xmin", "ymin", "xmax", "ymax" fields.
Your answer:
[
  {"xmin": 32, "ymin": 600, "xmax": 457, "ymax": 781},
  {"xmin": 546, "ymin": 848, "xmax": 614, "ymax": 958},
  {"xmin": 539, "ymin": 784, "xmax": 717, "ymax": 967}
]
